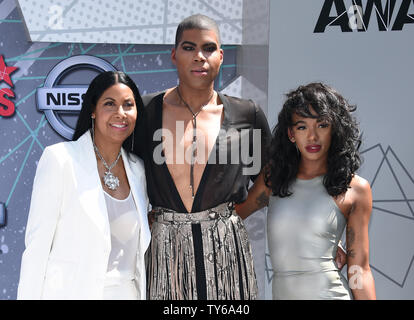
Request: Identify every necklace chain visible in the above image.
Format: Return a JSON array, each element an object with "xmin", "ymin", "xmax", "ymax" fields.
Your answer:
[
  {"xmin": 176, "ymin": 86, "xmax": 215, "ymax": 198},
  {"xmin": 176, "ymin": 86, "xmax": 214, "ymax": 119},
  {"xmin": 93, "ymin": 142, "xmax": 122, "ymax": 191}
]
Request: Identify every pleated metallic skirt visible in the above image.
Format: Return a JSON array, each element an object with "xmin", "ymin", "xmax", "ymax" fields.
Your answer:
[{"xmin": 146, "ymin": 202, "xmax": 258, "ymax": 300}]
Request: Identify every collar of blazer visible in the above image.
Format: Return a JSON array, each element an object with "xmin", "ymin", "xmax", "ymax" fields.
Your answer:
[
  {"xmin": 71, "ymin": 131, "xmax": 150, "ymax": 253},
  {"xmin": 120, "ymin": 142, "xmax": 151, "ymax": 252}
]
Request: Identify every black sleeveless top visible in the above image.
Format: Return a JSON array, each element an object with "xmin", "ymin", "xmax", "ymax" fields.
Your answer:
[{"xmin": 131, "ymin": 91, "xmax": 271, "ymax": 213}]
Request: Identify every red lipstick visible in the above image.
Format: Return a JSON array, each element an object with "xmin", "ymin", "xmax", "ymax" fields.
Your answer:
[{"xmin": 305, "ymin": 145, "xmax": 321, "ymax": 153}]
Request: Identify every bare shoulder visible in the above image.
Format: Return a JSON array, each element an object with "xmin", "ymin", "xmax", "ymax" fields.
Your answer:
[
  {"xmin": 350, "ymin": 175, "xmax": 371, "ymax": 195},
  {"xmin": 349, "ymin": 174, "xmax": 372, "ymax": 214}
]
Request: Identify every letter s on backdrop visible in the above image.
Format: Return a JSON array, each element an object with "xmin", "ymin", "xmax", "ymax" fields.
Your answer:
[{"xmin": 0, "ymin": 88, "xmax": 15, "ymax": 117}]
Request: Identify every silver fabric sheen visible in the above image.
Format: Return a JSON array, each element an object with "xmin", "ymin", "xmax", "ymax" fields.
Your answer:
[{"xmin": 267, "ymin": 176, "xmax": 352, "ymax": 300}]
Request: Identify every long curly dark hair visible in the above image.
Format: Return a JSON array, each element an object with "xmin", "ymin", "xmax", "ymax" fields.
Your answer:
[{"xmin": 264, "ymin": 82, "xmax": 362, "ymax": 197}]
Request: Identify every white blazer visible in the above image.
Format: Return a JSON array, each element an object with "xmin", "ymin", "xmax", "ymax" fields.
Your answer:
[{"xmin": 17, "ymin": 132, "xmax": 151, "ymax": 300}]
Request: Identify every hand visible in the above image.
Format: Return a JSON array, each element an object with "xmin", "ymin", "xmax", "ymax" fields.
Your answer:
[
  {"xmin": 335, "ymin": 241, "xmax": 347, "ymax": 270},
  {"xmin": 148, "ymin": 210, "xmax": 156, "ymax": 230}
]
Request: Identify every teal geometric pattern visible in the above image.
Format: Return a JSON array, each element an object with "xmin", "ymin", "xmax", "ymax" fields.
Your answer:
[{"xmin": 0, "ymin": 2, "xmax": 238, "ymax": 299}]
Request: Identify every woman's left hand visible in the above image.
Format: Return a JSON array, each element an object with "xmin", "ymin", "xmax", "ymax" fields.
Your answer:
[{"xmin": 335, "ymin": 242, "xmax": 347, "ymax": 270}]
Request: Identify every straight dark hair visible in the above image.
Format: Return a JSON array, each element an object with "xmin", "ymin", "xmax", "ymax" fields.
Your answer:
[
  {"xmin": 175, "ymin": 14, "xmax": 221, "ymax": 48},
  {"xmin": 72, "ymin": 71, "xmax": 144, "ymax": 150}
]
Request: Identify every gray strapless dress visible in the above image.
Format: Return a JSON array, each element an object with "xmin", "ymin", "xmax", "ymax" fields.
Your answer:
[{"xmin": 267, "ymin": 176, "xmax": 352, "ymax": 300}]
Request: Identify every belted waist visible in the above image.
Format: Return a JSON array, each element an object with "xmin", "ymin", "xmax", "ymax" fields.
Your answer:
[{"xmin": 151, "ymin": 202, "xmax": 235, "ymax": 223}]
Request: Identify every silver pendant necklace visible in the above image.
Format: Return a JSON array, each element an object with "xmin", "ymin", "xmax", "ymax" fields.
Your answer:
[
  {"xmin": 93, "ymin": 143, "xmax": 122, "ymax": 191},
  {"xmin": 176, "ymin": 86, "xmax": 215, "ymax": 199}
]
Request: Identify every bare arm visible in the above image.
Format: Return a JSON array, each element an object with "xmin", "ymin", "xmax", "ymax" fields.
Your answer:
[
  {"xmin": 346, "ymin": 176, "xmax": 376, "ymax": 300},
  {"xmin": 235, "ymin": 171, "xmax": 271, "ymax": 220}
]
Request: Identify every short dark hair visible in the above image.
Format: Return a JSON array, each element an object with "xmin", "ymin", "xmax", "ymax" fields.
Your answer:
[
  {"xmin": 175, "ymin": 14, "xmax": 221, "ymax": 48},
  {"xmin": 265, "ymin": 82, "xmax": 362, "ymax": 197},
  {"xmin": 72, "ymin": 71, "xmax": 144, "ymax": 151}
]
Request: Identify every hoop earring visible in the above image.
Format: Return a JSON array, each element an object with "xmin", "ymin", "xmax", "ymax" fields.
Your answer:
[
  {"xmin": 131, "ymin": 130, "xmax": 135, "ymax": 152},
  {"xmin": 91, "ymin": 116, "xmax": 95, "ymax": 143},
  {"xmin": 294, "ymin": 143, "xmax": 300, "ymax": 156}
]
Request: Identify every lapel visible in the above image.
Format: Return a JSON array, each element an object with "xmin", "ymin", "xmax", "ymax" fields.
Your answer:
[
  {"xmin": 71, "ymin": 132, "xmax": 150, "ymax": 260},
  {"xmin": 122, "ymin": 150, "xmax": 151, "ymax": 297},
  {"xmin": 121, "ymin": 149, "xmax": 151, "ymax": 252},
  {"xmin": 72, "ymin": 132, "xmax": 111, "ymax": 251}
]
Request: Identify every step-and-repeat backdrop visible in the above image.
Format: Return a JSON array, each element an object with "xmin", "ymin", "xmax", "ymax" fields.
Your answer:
[
  {"xmin": 0, "ymin": 0, "xmax": 413, "ymax": 300},
  {"xmin": 0, "ymin": 0, "xmax": 241, "ymax": 299}
]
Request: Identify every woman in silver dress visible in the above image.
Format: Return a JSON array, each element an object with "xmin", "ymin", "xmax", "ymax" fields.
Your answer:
[{"xmin": 236, "ymin": 83, "xmax": 376, "ymax": 299}]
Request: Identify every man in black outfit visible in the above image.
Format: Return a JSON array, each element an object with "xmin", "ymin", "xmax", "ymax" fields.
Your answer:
[{"xmin": 132, "ymin": 14, "xmax": 271, "ymax": 300}]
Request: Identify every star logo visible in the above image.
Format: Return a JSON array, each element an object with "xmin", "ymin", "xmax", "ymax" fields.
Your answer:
[{"xmin": 0, "ymin": 55, "xmax": 18, "ymax": 88}]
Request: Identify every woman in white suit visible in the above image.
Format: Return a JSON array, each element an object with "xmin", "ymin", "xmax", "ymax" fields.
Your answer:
[{"xmin": 17, "ymin": 71, "xmax": 151, "ymax": 300}]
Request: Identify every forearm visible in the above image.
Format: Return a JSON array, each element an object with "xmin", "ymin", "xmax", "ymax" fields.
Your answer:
[
  {"xmin": 348, "ymin": 265, "xmax": 376, "ymax": 300},
  {"xmin": 235, "ymin": 172, "xmax": 270, "ymax": 220},
  {"xmin": 235, "ymin": 198, "xmax": 265, "ymax": 220}
]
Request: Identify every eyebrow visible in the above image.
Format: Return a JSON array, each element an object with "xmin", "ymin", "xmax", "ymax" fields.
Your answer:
[
  {"xmin": 203, "ymin": 42, "xmax": 218, "ymax": 47},
  {"xmin": 102, "ymin": 97, "xmax": 134, "ymax": 102},
  {"xmin": 292, "ymin": 118, "xmax": 329, "ymax": 126},
  {"xmin": 181, "ymin": 41, "xmax": 197, "ymax": 46},
  {"xmin": 181, "ymin": 41, "xmax": 217, "ymax": 47},
  {"xmin": 292, "ymin": 120, "xmax": 305, "ymax": 126}
]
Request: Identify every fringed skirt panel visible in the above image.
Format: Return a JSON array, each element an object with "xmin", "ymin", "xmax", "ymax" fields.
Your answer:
[{"xmin": 146, "ymin": 202, "xmax": 258, "ymax": 300}]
